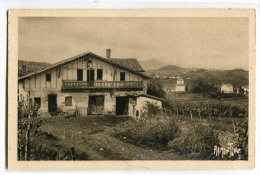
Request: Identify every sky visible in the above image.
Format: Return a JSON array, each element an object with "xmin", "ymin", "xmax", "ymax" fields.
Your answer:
[{"xmin": 18, "ymin": 17, "xmax": 249, "ymax": 70}]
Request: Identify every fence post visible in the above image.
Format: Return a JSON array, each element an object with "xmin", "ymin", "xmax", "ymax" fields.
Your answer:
[
  {"xmin": 24, "ymin": 104, "xmax": 31, "ymax": 160},
  {"xmin": 70, "ymin": 147, "xmax": 76, "ymax": 160},
  {"xmin": 232, "ymin": 120, "xmax": 236, "ymax": 134},
  {"xmin": 25, "ymin": 122, "xmax": 30, "ymax": 160},
  {"xmin": 190, "ymin": 110, "xmax": 193, "ymax": 121}
]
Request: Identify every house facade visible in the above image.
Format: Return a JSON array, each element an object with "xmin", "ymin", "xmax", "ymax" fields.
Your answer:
[{"xmin": 18, "ymin": 50, "xmax": 162, "ymax": 118}]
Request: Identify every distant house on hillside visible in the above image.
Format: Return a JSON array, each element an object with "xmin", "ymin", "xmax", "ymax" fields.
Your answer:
[
  {"xmin": 175, "ymin": 77, "xmax": 185, "ymax": 92},
  {"xmin": 234, "ymin": 87, "xmax": 240, "ymax": 94},
  {"xmin": 176, "ymin": 77, "xmax": 184, "ymax": 85},
  {"xmin": 221, "ymin": 84, "xmax": 233, "ymax": 93},
  {"xmin": 242, "ymin": 86, "xmax": 249, "ymax": 95}
]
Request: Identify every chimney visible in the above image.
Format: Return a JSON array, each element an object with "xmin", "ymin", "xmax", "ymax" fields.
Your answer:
[
  {"xmin": 106, "ymin": 49, "xmax": 111, "ymax": 59},
  {"xmin": 22, "ymin": 65, "xmax": 27, "ymax": 75}
]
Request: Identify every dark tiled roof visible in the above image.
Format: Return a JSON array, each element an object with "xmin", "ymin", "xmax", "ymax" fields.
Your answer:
[
  {"xmin": 18, "ymin": 52, "xmax": 150, "ymax": 80},
  {"xmin": 110, "ymin": 58, "xmax": 145, "ymax": 72}
]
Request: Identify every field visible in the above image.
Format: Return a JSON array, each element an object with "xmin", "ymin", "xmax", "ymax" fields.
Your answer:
[
  {"xmin": 167, "ymin": 93, "xmax": 248, "ymax": 106},
  {"xmin": 27, "ymin": 116, "xmax": 193, "ymax": 160},
  {"xmin": 18, "ymin": 93, "xmax": 248, "ymax": 161}
]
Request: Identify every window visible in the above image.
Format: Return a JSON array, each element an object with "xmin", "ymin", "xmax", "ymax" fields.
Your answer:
[
  {"xmin": 120, "ymin": 72, "xmax": 125, "ymax": 81},
  {"xmin": 46, "ymin": 73, "xmax": 51, "ymax": 82},
  {"xmin": 65, "ymin": 96, "xmax": 72, "ymax": 106},
  {"xmin": 77, "ymin": 69, "xmax": 83, "ymax": 81},
  {"xmin": 34, "ymin": 97, "xmax": 41, "ymax": 107},
  {"xmin": 97, "ymin": 69, "xmax": 103, "ymax": 80}
]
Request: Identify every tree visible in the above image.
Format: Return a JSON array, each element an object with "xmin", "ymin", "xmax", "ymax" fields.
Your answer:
[
  {"xmin": 190, "ymin": 78, "xmax": 220, "ymax": 98},
  {"xmin": 147, "ymin": 78, "xmax": 166, "ymax": 99}
]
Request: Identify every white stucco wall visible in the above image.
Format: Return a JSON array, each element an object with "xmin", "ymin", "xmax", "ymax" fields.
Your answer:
[
  {"xmin": 175, "ymin": 85, "xmax": 185, "ymax": 92},
  {"xmin": 221, "ymin": 85, "xmax": 233, "ymax": 93},
  {"xmin": 135, "ymin": 96, "xmax": 162, "ymax": 119},
  {"xmin": 18, "ymin": 84, "xmax": 29, "ymax": 105}
]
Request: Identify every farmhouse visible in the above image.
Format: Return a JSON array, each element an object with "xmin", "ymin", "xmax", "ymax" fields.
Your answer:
[
  {"xmin": 221, "ymin": 84, "xmax": 233, "ymax": 94},
  {"xmin": 18, "ymin": 49, "xmax": 162, "ymax": 118},
  {"xmin": 175, "ymin": 77, "xmax": 185, "ymax": 92}
]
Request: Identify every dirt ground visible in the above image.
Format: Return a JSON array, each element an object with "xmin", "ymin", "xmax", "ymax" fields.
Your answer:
[{"xmin": 31, "ymin": 115, "xmax": 200, "ymax": 160}]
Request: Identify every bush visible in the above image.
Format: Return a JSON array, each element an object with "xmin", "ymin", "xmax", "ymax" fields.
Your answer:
[
  {"xmin": 191, "ymin": 78, "xmax": 220, "ymax": 94},
  {"xmin": 115, "ymin": 116, "xmax": 181, "ymax": 148},
  {"xmin": 147, "ymin": 78, "xmax": 166, "ymax": 99},
  {"xmin": 236, "ymin": 118, "xmax": 248, "ymax": 160},
  {"xmin": 168, "ymin": 124, "xmax": 219, "ymax": 158}
]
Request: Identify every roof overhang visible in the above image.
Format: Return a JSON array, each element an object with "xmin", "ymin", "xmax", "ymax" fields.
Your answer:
[
  {"xmin": 18, "ymin": 52, "xmax": 151, "ymax": 81},
  {"xmin": 126, "ymin": 91, "xmax": 164, "ymax": 101}
]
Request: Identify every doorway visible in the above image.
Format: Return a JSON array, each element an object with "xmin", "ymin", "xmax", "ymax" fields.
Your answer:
[
  {"xmin": 48, "ymin": 94, "xmax": 57, "ymax": 113},
  {"xmin": 88, "ymin": 95, "xmax": 104, "ymax": 115},
  {"xmin": 116, "ymin": 97, "xmax": 129, "ymax": 115}
]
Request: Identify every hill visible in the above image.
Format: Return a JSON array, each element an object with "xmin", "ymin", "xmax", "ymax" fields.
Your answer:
[
  {"xmin": 139, "ymin": 59, "xmax": 167, "ymax": 70},
  {"xmin": 146, "ymin": 65, "xmax": 249, "ymax": 89},
  {"xmin": 18, "ymin": 60, "xmax": 52, "ymax": 75},
  {"xmin": 158, "ymin": 65, "xmax": 183, "ymax": 71}
]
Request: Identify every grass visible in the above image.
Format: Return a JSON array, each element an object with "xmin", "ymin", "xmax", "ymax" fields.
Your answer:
[
  {"xmin": 167, "ymin": 93, "xmax": 248, "ymax": 107},
  {"xmin": 29, "ymin": 115, "xmax": 191, "ymax": 160},
  {"xmin": 25, "ymin": 93, "xmax": 247, "ymax": 160},
  {"xmin": 114, "ymin": 115, "xmax": 181, "ymax": 149},
  {"xmin": 27, "ymin": 113, "xmax": 247, "ymax": 160}
]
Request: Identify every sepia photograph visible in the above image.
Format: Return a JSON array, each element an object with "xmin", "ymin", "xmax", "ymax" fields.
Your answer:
[{"xmin": 7, "ymin": 9, "xmax": 256, "ymax": 169}]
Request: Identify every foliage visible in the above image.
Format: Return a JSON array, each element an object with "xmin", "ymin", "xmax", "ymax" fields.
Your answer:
[
  {"xmin": 143, "ymin": 101, "xmax": 162, "ymax": 120},
  {"xmin": 236, "ymin": 118, "xmax": 248, "ymax": 160},
  {"xmin": 18, "ymin": 60, "xmax": 52, "ymax": 75},
  {"xmin": 147, "ymin": 78, "xmax": 166, "ymax": 99},
  {"xmin": 167, "ymin": 98, "xmax": 248, "ymax": 118},
  {"xmin": 115, "ymin": 114, "xmax": 180, "ymax": 148},
  {"xmin": 190, "ymin": 78, "xmax": 220, "ymax": 96},
  {"xmin": 18, "ymin": 97, "xmax": 76, "ymax": 160},
  {"xmin": 169, "ymin": 124, "xmax": 219, "ymax": 157}
]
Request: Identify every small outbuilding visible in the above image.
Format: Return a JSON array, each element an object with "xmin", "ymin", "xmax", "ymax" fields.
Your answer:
[
  {"xmin": 221, "ymin": 84, "xmax": 233, "ymax": 94},
  {"xmin": 175, "ymin": 77, "xmax": 185, "ymax": 92},
  {"xmin": 126, "ymin": 92, "xmax": 163, "ymax": 119}
]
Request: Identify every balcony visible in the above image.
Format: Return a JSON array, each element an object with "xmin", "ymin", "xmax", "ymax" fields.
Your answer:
[{"xmin": 62, "ymin": 80, "xmax": 144, "ymax": 91}]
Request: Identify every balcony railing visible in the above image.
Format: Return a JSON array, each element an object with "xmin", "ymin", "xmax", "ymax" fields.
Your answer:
[{"xmin": 62, "ymin": 80, "xmax": 144, "ymax": 90}]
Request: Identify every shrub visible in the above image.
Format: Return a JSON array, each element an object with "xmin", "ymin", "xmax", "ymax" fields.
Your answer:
[
  {"xmin": 115, "ymin": 116, "xmax": 181, "ymax": 148},
  {"xmin": 236, "ymin": 118, "xmax": 248, "ymax": 160},
  {"xmin": 191, "ymin": 78, "xmax": 220, "ymax": 94},
  {"xmin": 168, "ymin": 124, "xmax": 219, "ymax": 158},
  {"xmin": 146, "ymin": 101, "xmax": 161, "ymax": 115},
  {"xmin": 147, "ymin": 78, "xmax": 166, "ymax": 99}
]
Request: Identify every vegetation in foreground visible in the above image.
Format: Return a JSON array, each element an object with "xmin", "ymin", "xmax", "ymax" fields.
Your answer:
[{"xmin": 18, "ymin": 87, "xmax": 248, "ymax": 160}]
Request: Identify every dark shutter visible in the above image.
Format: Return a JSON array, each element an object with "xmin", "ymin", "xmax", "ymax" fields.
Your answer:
[
  {"xmin": 46, "ymin": 73, "xmax": 51, "ymax": 82},
  {"xmin": 77, "ymin": 69, "xmax": 83, "ymax": 81},
  {"xmin": 120, "ymin": 72, "xmax": 125, "ymax": 81},
  {"xmin": 97, "ymin": 69, "xmax": 103, "ymax": 80}
]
